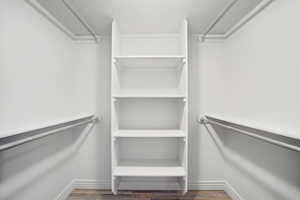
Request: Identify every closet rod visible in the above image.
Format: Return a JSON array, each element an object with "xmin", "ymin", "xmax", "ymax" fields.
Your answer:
[
  {"xmin": 201, "ymin": 0, "xmax": 238, "ymax": 41},
  {"xmin": 0, "ymin": 115, "xmax": 98, "ymax": 151},
  {"xmin": 198, "ymin": 116, "xmax": 300, "ymax": 152},
  {"xmin": 62, "ymin": 0, "xmax": 98, "ymax": 42}
]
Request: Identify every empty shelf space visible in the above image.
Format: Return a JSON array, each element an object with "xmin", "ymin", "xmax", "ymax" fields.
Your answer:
[
  {"xmin": 117, "ymin": 98, "xmax": 185, "ymax": 130},
  {"xmin": 114, "ymin": 56, "xmax": 185, "ymax": 69},
  {"xmin": 113, "ymin": 90, "xmax": 186, "ymax": 98},
  {"xmin": 113, "ymin": 166, "xmax": 186, "ymax": 177},
  {"xmin": 113, "ymin": 130, "xmax": 185, "ymax": 138}
]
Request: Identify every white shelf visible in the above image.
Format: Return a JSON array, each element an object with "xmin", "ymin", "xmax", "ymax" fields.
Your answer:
[
  {"xmin": 113, "ymin": 129, "xmax": 186, "ymax": 138},
  {"xmin": 114, "ymin": 55, "xmax": 185, "ymax": 69},
  {"xmin": 113, "ymin": 90, "xmax": 186, "ymax": 98},
  {"xmin": 113, "ymin": 166, "xmax": 186, "ymax": 177},
  {"xmin": 119, "ymin": 159, "xmax": 180, "ymax": 166}
]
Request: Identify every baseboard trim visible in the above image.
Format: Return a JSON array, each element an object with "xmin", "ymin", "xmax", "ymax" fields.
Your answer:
[
  {"xmin": 73, "ymin": 179, "xmax": 226, "ymax": 190},
  {"xmin": 74, "ymin": 179, "xmax": 110, "ymax": 190},
  {"xmin": 224, "ymin": 181, "xmax": 244, "ymax": 200},
  {"xmin": 55, "ymin": 179, "xmax": 244, "ymax": 200},
  {"xmin": 54, "ymin": 180, "xmax": 75, "ymax": 200},
  {"xmin": 189, "ymin": 180, "xmax": 225, "ymax": 190}
]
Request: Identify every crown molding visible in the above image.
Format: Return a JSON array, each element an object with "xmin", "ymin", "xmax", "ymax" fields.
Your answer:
[{"xmin": 24, "ymin": 0, "xmax": 100, "ymax": 43}]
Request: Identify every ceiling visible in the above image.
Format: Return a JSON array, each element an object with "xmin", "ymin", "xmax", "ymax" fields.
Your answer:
[{"xmin": 37, "ymin": 0, "xmax": 262, "ymax": 35}]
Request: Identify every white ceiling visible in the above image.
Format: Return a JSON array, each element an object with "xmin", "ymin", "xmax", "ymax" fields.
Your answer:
[{"xmin": 37, "ymin": 0, "xmax": 262, "ymax": 35}]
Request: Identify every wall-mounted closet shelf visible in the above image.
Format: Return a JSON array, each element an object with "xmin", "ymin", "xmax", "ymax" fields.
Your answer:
[
  {"xmin": 62, "ymin": 0, "xmax": 98, "ymax": 42},
  {"xmin": 113, "ymin": 130, "xmax": 186, "ymax": 138},
  {"xmin": 111, "ymin": 19, "xmax": 188, "ymax": 194}
]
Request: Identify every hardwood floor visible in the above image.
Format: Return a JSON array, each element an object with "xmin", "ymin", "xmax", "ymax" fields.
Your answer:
[{"xmin": 67, "ymin": 189, "xmax": 232, "ymax": 200}]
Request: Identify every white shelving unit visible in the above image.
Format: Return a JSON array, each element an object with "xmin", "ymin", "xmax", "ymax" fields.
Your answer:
[{"xmin": 111, "ymin": 19, "xmax": 188, "ymax": 194}]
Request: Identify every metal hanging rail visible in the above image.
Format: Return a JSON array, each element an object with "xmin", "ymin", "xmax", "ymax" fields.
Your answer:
[
  {"xmin": 201, "ymin": 0, "xmax": 239, "ymax": 41},
  {"xmin": 0, "ymin": 115, "xmax": 99, "ymax": 151},
  {"xmin": 198, "ymin": 116, "xmax": 300, "ymax": 153},
  {"xmin": 62, "ymin": 0, "xmax": 98, "ymax": 42}
]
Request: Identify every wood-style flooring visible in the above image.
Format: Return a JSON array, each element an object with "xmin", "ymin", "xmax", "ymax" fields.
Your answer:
[{"xmin": 67, "ymin": 189, "xmax": 232, "ymax": 200}]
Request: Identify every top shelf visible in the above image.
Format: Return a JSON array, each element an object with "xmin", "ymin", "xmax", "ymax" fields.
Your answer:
[{"xmin": 114, "ymin": 56, "xmax": 186, "ymax": 69}]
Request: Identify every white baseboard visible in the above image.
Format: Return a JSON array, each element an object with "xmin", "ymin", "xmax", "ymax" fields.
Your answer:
[
  {"xmin": 73, "ymin": 179, "xmax": 226, "ymax": 191},
  {"xmin": 55, "ymin": 179, "xmax": 244, "ymax": 200},
  {"xmin": 53, "ymin": 180, "xmax": 75, "ymax": 200},
  {"xmin": 189, "ymin": 180, "xmax": 225, "ymax": 190},
  {"xmin": 224, "ymin": 181, "xmax": 244, "ymax": 200},
  {"xmin": 73, "ymin": 179, "xmax": 110, "ymax": 190}
]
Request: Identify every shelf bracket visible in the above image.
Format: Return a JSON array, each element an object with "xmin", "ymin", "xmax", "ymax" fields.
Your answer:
[
  {"xmin": 198, "ymin": 117, "xmax": 208, "ymax": 124},
  {"xmin": 112, "ymin": 98, "xmax": 118, "ymax": 102}
]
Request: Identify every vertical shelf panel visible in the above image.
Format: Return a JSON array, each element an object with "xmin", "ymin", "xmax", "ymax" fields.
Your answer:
[
  {"xmin": 180, "ymin": 19, "xmax": 188, "ymax": 194},
  {"xmin": 111, "ymin": 20, "xmax": 120, "ymax": 195}
]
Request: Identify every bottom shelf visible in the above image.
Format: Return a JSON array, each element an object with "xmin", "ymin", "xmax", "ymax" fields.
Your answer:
[
  {"xmin": 112, "ymin": 159, "xmax": 188, "ymax": 194},
  {"xmin": 113, "ymin": 166, "xmax": 186, "ymax": 177}
]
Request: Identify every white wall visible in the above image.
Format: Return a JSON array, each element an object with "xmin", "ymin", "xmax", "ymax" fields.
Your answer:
[
  {"xmin": 0, "ymin": 0, "xmax": 96, "ymax": 199},
  {"xmin": 72, "ymin": 38, "xmax": 112, "ymax": 184},
  {"xmin": 199, "ymin": 1, "xmax": 300, "ymax": 200},
  {"xmin": 0, "ymin": 0, "xmax": 93, "ymax": 135},
  {"xmin": 191, "ymin": 39, "xmax": 225, "ymax": 184}
]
